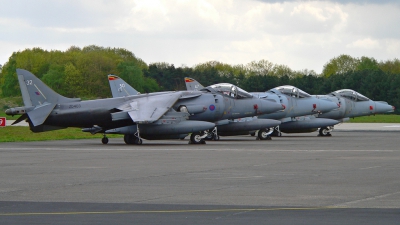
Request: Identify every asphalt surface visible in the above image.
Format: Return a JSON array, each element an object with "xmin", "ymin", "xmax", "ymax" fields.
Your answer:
[{"xmin": 1, "ymin": 130, "xmax": 400, "ymax": 224}]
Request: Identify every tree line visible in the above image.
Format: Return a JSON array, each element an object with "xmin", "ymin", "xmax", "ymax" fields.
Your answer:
[{"xmin": 1, "ymin": 46, "xmax": 399, "ymax": 114}]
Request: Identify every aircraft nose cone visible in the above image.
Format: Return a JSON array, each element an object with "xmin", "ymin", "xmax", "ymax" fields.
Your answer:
[
  {"xmin": 373, "ymin": 101, "xmax": 395, "ymax": 114},
  {"xmin": 315, "ymin": 99, "xmax": 339, "ymax": 113}
]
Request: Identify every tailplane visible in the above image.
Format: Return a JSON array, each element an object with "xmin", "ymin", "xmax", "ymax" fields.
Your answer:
[
  {"xmin": 184, "ymin": 77, "xmax": 204, "ymax": 91},
  {"xmin": 108, "ymin": 75, "xmax": 139, "ymax": 97}
]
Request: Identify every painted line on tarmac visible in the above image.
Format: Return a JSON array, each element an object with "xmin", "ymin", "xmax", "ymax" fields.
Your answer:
[
  {"xmin": 333, "ymin": 191, "xmax": 400, "ymax": 207},
  {"xmin": 0, "ymin": 206, "xmax": 347, "ymax": 217},
  {"xmin": 0, "ymin": 147, "xmax": 396, "ymax": 152},
  {"xmin": 0, "ymin": 148, "xmax": 396, "ymax": 152}
]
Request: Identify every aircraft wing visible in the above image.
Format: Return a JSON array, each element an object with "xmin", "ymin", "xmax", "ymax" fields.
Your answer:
[{"xmin": 121, "ymin": 92, "xmax": 183, "ymax": 124}]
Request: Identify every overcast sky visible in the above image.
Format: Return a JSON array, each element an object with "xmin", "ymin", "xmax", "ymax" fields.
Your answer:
[{"xmin": 1, "ymin": 0, "xmax": 399, "ymax": 73}]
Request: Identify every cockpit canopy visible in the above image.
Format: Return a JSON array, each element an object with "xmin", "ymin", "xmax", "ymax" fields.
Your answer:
[
  {"xmin": 273, "ymin": 85, "xmax": 311, "ymax": 98},
  {"xmin": 331, "ymin": 89, "xmax": 370, "ymax": 102},
  {"xmin": 205, "ymin": 83, "xmax": 253, "ymax": 98}
]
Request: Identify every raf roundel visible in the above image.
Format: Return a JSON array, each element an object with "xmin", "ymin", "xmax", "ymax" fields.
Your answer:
[{"xmin": 209, "ymin": 104, "xmax": 216, "ymax": 111}]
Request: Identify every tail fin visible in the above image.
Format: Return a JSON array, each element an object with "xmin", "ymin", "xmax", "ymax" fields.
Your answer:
[
  {"xmin": 17, "ymin": 69, "xmax": 78, "ymax": 106},
  {"xmin": 184, "ymin": 77, "xmax": 204, "ymax": 91},
  {"xmin": 16, "ymin": 69, "xmax": 79, "ymax": 126},
  {"xmin": 108, "ymin": 75, "xmax": 139, "ymax": 97}
]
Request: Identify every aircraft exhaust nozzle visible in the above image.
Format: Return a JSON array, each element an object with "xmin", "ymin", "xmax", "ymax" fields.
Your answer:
[
  {"xmin": 217, "ymin": 118, "xmax": 281, "ymax": 132},
  {"xmin": 373, "ymin": 101, "xmax": 395, "ymax": 113},
  {"xmin": 258, "ymin": 99, "xmax": 285, "ymax": 114}
]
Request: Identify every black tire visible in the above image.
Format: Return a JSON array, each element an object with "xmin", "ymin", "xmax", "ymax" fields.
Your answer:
[
  {"xmin": 213, "ymin": 135, "xmax": 220, "ymax": 141},
  {"xmin": 124, "ymin": 134, "xmax": 135, "ymax": 145},
  {"xmin": 190, "ymin": 132, "xmax": 203, "ymax": 144},
  {"xmin": 319, "ymin": 127, "xmax": 329, "ymax": 136},
  {"xmin": 102, "ymin": 137, "xmax": 109, "ymax": 144},
  {"xmin": 258, "ymin": 128, "xmax": 271, "ymax": 140}
]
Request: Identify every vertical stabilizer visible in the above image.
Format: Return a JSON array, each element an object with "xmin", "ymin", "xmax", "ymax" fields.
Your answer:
[
  {"xmin": 16, "ymin": 69, "xmax": 76, "ymax": 106},
  {"xmin": 108, "ymin": 75, "xmax": 139, "ymax": 97},
  {"xmin": 184, "ymin": 77, "xmax": 204, "ymax": 91}
]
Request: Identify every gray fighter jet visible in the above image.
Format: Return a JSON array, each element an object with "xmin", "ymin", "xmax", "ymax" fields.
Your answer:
[
  {"xmin": 6, "ymin": 69, "xmax": 284, "ymax": 145},
  {"xmin": 313, "ymin": 89, "xmax": 395, "ymax": 136},
  {"xmin": 268, "ymin": 89, "xmax": 395, "ymax": 136},
  {"xmin": 107, "ymin": 75, "xmax": 284, "ymax": 142},
  {"xmin": 185, "ymin": 78, "xmax": 339, "ymax": 139}
]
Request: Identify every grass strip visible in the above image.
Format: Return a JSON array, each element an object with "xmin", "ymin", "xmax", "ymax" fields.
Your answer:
[{"xmin": 0, "ymin": 127, "xmax": 120, "ymax": 142}]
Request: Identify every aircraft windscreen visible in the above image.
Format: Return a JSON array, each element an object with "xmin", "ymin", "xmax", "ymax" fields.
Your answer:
[
  {"xmin": 334, "ymin": 89, "xmax": 370, "ymax": 102},
  {"xmin": 208, "ymin": 83, "xmax": 252, "ymax": 98},
  {"xmin": 275, "ymin": 85, "xmax": 311, "ymax": 98}
]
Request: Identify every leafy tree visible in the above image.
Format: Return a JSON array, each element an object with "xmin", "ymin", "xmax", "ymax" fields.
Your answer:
[
  {"xmin": 42, "ymin": 64, "xmax": 67, "ymax": 96},
  {"xmin": 0, "ymin": 54, "xmax": 19, "ymax": 97},
  {"xmin": 322, "ymin": 54, "xmax": 358, "ymax": 77},
  {"xmin": 357, "ymin": 56, "xmax": 379, "ymax": 71}
]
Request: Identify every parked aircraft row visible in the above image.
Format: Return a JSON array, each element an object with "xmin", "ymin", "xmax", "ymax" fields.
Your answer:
[{"xmin": 5, "ymin": 69, "xmax": 395, "ymax": 145}]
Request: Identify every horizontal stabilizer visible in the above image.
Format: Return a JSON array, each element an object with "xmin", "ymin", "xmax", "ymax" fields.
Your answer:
[
  {"xmin": 27, "ymin": 103, "xmax": 56, "ymax": 127},
  {"xmin": 11, "ymin": 114, "xmax": 28, "ymax": 125}
]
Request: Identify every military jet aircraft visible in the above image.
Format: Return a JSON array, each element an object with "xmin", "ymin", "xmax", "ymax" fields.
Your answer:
[
  {"xmin": 267, "ymin": 89, "xmax": 395, "ymax": 136},
  {"xmin": 7, "ymin": 69, "xmax": 285, "ymax": 145},
  {"xmin": 184, "ymin": 78, "xmax": 340, "ymax": 139},
  {"xmin": 106, "ymin": 75, "xmax": 284, "ymax": 142}
]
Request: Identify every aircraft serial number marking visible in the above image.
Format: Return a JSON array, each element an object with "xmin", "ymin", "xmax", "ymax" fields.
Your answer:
[{"xmin": 68, "ymin": 104, "xmax": 81, "ymax": 109}]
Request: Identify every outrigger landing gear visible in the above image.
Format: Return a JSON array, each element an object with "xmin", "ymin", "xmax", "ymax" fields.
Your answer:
[
  {"xmin": 101, "ymin": 134, "xmax": 109, "ymax": 144},
  {"xmin": 318, "ymin": 126, "xmax": 333, "ymax": 137}
]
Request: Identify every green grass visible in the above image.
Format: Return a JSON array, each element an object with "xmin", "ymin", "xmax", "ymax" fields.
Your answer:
[
  {"xmin": 348, "ymin": 114, "xmax": 400, "ymax": 123},
  {"xmin": 0, "ymin": 126, "xmax": 121, "ymax": 142}
]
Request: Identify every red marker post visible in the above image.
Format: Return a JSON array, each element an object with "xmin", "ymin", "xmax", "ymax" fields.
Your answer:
[{"xmin": 0, "ymin": 117, "xmax": 6, "ymax": 127}]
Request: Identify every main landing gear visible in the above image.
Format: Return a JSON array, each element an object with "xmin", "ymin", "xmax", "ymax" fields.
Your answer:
[
  {"xmin": 203, "ymin": 128, "xmax": 220, "ymax": 141},
  {"xmin": 256, "ymin": 128, "xmax": 273, "ymax": 140},
  {"xmin": 270, "ymin": 126, "xmax": 282, "ymax": 137},
  {"xmin": 189, "ymin": 131, "xmax": 209, "ymax": 144},
  {"xmin": 124, "ymin": 134, "xmax": 143, "ymax": 145},
  {"xmin": 318, "ymin": 126, "xmax": 333, "ymax": 137}
]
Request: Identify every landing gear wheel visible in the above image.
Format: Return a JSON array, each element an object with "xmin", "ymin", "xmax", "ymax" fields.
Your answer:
[
  {"xmin": 213, "ymin": 135, "xmax": 220, "ymax": 141},
  {"xmin": 318, "ymin": 127, "xmax": 331, "ymax": 136},
  {"xmin": 190, "ymin": 132, "xmax": 204, "ymax": 144},
  {"xmin": 102, "ymin": 137, "xmax": 109, "ymax": 144},
  {"xmin": 258, "ymin": 128, "xmax": 272, "ymax": 140}
]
